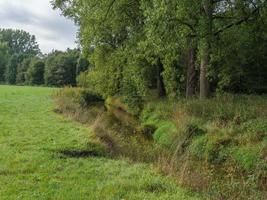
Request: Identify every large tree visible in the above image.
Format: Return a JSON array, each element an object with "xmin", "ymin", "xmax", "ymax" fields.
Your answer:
[
  {"xmin": 44, "ymin": 49, "xmax": 79, "ymax": 86},
  {"xmin": 0, "ymin": 29, "xmax": 41, "ymax": 84},
  {"xmin": 0, "ymin": 29, "xmax": 40, "ymax": 56},
  {"xmin": 16, "ymin": 57, "xmax": 32, "ymax": 85},
  {"xmin": 52, "ymin": 0, "xmax": 267, "ymax": 101},
  {"xmin": 0, "ymin": 42, "xmax": 9, "ymax": 82},
  {"xmin": 26, "ymin": 59, "xmax": 45, "ymax": 85},
  {"xmin": 5, "ymin": 54, "xmax": 24, "ymax": 84}
]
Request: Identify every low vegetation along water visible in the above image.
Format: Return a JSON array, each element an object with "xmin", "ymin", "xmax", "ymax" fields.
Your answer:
[{"xmin": 0, "ymin": 85, "xmax": 202, "ymax": 200}]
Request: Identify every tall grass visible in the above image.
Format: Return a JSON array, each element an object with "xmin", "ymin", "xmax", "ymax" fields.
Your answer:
[{"xmin": 54, "ymin": 88, "xmax": 267, "ymax": 200}]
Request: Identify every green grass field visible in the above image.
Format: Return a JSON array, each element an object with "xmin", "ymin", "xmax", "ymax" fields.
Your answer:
[{"xmin": 0, "ymin": 85, "xmax": 202, "ymax": 200}]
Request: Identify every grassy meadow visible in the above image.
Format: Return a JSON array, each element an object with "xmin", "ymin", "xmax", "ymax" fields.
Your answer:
[{"xmin": 0, "ymin": 85, "xmax": 202, "ymax": 200}]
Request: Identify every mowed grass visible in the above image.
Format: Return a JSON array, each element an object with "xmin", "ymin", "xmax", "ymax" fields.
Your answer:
[{"xmin": 0, "ymin": 85, "xmax": 202, "ymax": 200}]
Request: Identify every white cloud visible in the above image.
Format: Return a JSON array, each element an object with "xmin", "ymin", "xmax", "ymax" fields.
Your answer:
[{"xmin": 0, "ymin": 0, "xmax": 78, "ymax": 53}]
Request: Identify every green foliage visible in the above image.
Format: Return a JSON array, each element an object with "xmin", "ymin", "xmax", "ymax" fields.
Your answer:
[
  {"xmin": 4, "ymin": 54, "xmax": 24, "ymax": 84},
  {"xmin": 52, "ymin": 0, "xmax": 267, "ymax": 102},
  {"xmin": 0, "ymin": 28, "xmax": 40, "ymax": 56},
  {"xmin": 78, "ymin": 89, "xmax": 103, "ymax": 107},
  {"xmin": 212, "ymin": 23, "xmax": 267, "ymax": 93},
  {"xmin": 16, "ymin": 57, "xmax": 32, "ymax": 85},
  {"xmin": 26, "ymin": 59, "xmax": 45, "ymax": 85},
  {"xmin": 0, "ymin": 29, "xmax": 40, "ymax": 85},
  {"xmin": 0, "ymin": 42, "xmax": 9, "ymax": 82},
  {"xmin": 54, "ymin": 87, "xmax": 103, "ymax": 109},
  {"xmin": 76, "ymin": 71, "xmax": 89, "ymax": 87},
  {"xmin": 44, "ymin": 49, "xmax": 79, "ymax": 86},
  {"xmin": 76, "ymin": 56, "xmax": 89, "ymax": 76},
  {"xmin": 153, "ymin": 121, "xmax": 178, "ymax": 147},
  {"xmin": 0, "ymin": 28, "xmax": 86, "ymax": 87}
]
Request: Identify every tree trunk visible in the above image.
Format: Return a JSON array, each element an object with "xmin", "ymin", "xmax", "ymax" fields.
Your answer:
[
  {"xmin": 200, "ymin": 0, "xmax": 213, "ymax": 99},
  {"xmin": 200, "ymin": 48, "xmax": 210, "ymax": 99},
  {"xmin": 186, "ymin": 36, "xmax": 197, "ymax": 99},
  {"xmin": 157, "ymin": 59, "xmax": 166, "ymax": 98}
]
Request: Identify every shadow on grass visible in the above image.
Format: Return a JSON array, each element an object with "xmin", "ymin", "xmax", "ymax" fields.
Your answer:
[
  {"xmin": 57, "ymin": 149, "xmax": 102, "ymax": 158},
  {"xmin": 54, "ymin": 142, "xmax": 107, "ymax": 159}
]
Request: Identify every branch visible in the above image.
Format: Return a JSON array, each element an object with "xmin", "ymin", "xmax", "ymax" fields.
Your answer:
[
  {"xmin": 214, "ymin": 6, "xmax": 261, "ymax": 36},
  {"xmin": 168, "ymin": 18, "xmax": 197, "ymax": 34},
  {"xmin": 213, "ymin": 15, "xmax": 236, "ymax": 20}
]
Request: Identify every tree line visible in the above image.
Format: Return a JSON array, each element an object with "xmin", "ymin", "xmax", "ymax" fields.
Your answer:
[
  {"xmin": 0, "ymin": 29, "xmax": 89, "ymax": 86},
  {"xmin": 51, "ymin": 0, "xmax": 267, "ymax": 106}
]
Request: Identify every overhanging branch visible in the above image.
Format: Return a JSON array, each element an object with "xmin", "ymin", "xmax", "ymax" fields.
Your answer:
[{"xmin": 214, "ymin": 6, "xmax": 262, "ymax": 36}]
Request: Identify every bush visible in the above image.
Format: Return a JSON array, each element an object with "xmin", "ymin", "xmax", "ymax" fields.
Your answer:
[
  {"xmin": 153, "ymin": 121, "xmax": 178, "ymax": 147},
  {"xmin": 78, "ymin": 89, "xmax": 103, "ymax": 107},
  {"xmin": 53, "ymin": 87, "xmax": 104, "ymax": 124}
]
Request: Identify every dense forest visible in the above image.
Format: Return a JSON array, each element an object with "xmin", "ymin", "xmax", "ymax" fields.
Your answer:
[
  {"xmin": 0, "ymin": 29, "xmax": 89, "ymax": 87},
  {"xmin": 1, "ymin": 0, "xmax": 267, "ymax": 199}
]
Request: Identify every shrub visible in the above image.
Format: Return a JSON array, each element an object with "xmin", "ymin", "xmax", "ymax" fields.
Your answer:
[
  {"xmin": 55, "ymin": 87, "xmax": 103, "ymax": 109},
  {"xmin": 153, "ymin": 121, "xmax": 178, "ymax": 147},
  {"xmin": 53, "ymin": 87, "xmax": 104, "ymax": 125},
  {"xmin": 77, "ymin": 71, "xmax": 89, "ymax": 88},
  {"xmin": 78, "ymin": 89, "xmax": 103, "ymax": 107}
]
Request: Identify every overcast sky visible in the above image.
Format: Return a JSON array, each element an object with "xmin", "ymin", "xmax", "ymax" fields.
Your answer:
[{"xmin": 0, "ymin": 0, "xmax": 78, "ymax": 54}]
